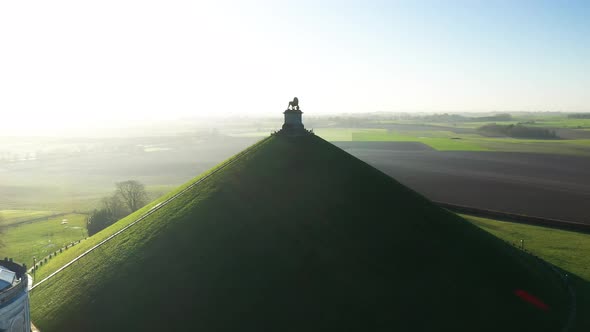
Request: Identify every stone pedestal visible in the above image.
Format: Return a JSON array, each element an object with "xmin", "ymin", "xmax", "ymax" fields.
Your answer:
[
  {"xmin": 281, "ymin": 109, "xmax": 306, "ymax": 135},
  {"xmin": 282, "ymin": 109, "xmax": 303, "ymax": 130}
]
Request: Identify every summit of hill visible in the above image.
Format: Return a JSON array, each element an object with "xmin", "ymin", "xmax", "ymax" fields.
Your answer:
[{"xmin": 31, "ymin": 134, "xmax": 567, "ymax": 331}]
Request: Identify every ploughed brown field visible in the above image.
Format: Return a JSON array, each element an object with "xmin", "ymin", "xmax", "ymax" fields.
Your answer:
[{"xmin": 335, "ymin": 141, "xmax": 590, "ymax": 224}]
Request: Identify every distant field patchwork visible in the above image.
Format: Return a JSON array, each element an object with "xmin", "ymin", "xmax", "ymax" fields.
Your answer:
[{"xmin": 316, "ymin": 127, "xmax": 590, "ymax": 155}]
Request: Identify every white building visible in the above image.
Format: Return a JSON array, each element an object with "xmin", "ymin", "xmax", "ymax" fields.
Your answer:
[{"xmin": 0, "ymin": 259, "xmax": 30, "ymax": 332}]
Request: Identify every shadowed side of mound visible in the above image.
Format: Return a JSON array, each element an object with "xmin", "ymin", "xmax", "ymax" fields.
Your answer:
[{"xmin": 30, "ymin": 135, "xmax": 568, "ymax": 332}]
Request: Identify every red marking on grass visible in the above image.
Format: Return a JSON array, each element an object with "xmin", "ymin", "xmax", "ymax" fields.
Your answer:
[{"xmin": 514, "ymin": 289, "xmax": 550, "ymax": 311}]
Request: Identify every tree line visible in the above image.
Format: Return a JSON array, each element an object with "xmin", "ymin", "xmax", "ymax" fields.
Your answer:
[
  {"xmin": 568, "ymin": 113, "xmax": 590, "ymax": 119},
  {"xmin": 86, "ymin": 180, "xmax": 148, "ymax": 236},
  {"xmin": 406, "ymin": 113, "xmax": 514, "ymax": 123},
  {"xmin": 478, "ymin": 124, "xmax": 558, "ymax": 139}
]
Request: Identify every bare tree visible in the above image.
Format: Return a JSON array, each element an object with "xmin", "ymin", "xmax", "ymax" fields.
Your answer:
[
  {"xmin": 102, "ymin": 195, "xmax": 128, "ymax": 216},
  {"xmin": 115, "ymin": 180, "xmax": 148, "ymax": 212}
]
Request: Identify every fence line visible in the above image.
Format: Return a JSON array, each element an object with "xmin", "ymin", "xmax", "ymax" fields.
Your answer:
[
  {"xmin": 30, "ymin": 136, "xmax": 272, "ymax": 291},
  {"xmin": 28, "ymin": 239, "xmax": 86, "ymax": 274}
]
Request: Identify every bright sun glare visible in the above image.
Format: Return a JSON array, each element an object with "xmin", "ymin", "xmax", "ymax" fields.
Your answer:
[{"xmin": 1, "ymin": 0, "xmax": 589, "ymax": 135}]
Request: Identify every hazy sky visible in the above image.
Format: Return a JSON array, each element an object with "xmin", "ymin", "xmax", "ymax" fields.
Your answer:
[{"xmin": 1, "ymin": 0, "xmax": 589, "ymax": 133}]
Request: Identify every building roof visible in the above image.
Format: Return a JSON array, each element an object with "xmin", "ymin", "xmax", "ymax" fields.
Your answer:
[{"xmin": 0, "ymin": 266, "xmax": 16, "ymax": 292}]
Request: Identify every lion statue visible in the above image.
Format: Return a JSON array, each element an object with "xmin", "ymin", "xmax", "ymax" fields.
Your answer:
[{"xmin": 288, "ymin": 97, "xmax": 299, "ymax": 110}]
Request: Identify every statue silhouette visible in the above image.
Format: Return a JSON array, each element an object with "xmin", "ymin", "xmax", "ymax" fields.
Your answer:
[{"xmin": 288, "ymin": 97, "xmax": 299, "ymax": 110}]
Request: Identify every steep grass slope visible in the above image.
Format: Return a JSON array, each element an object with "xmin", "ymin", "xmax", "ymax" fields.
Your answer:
[
  {"xmin": 31, "ymin": 135, "xmax": 568, "ymax": 331},
  {"xmin": 32, "ymin": 136, "xmax": 272, "ymax": 282},
  {"xmin": 465, "ymin": 214, "xmax": 590, "ymax": 331}
]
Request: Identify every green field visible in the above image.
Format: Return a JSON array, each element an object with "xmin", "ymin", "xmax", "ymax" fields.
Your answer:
[
  {"xmin": 527, "ymin": 118, "xmax": 590, "ymax": 129},
  {"xmin": 375, "ymin": 115, "xmax": 590, "ymax": 130},
  {"xmin": 464, "ymin": 215, "xmax": 590, "ymax": 331},
  {"xmin": 317, "ymin": 113, "xmax": 590, "ymax": 155},
  {"xmin": 314, "ymin": 127, "xmax": 590, "ymax": 155},
  {"xmin": 30, "ymin": 135, "xmax": 567, "ymax": 331},
  {"xmin": 428, "ymin": 121, "xmax": 522, "ymax": 129},
  {"xmin": 0, "ymin": 209, "xmax": 59, "ymax": 226},
  {"xmin": 352, "ymin": 130, "xmax": 488, "ymax": 151},
  {"xmin": 0, "ymin": 183, "xmax": 184, "ymax": 213},
  {"xmin": 0, "ymin": 213, "xmax": 87, "ymax": 266}
]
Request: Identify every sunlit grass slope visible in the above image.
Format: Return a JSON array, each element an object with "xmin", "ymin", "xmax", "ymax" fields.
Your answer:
[
  {"xmin": 31, "ymin": 135, "xmax": 568, "ymax": 331},
  {"xmin": 464, "ymin": 215, "xmax": 590, "ymax": 331},
  {"xmin": 31, "ymin": 137, "xmax": 272, "ymax": 282}
]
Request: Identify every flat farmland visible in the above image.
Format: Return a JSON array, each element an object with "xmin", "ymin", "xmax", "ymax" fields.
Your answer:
[
  {"xmin": 0, "ymin": 135, "xmax": 260, "ymax": 211},
  {"xmin": 334, "ymin": 142, "xmax": 590, "ymax": 224},
  {"xmin": 0, "ymin": 213, "xmax": 87, "ymax": 266},
  {"xmin": 316, "ymin": 127, "xmax": 590, "ymax": 156},
  {"xmin": 0, "ymin": 210, "xmax": 59, "ymax": 226}
]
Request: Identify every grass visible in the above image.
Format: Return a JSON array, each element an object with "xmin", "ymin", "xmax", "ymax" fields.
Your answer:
[
  {"xmin": 30, "ymin": 134, "xmax": 568, "ymax": 331},
  {"xmin": 28, "ymin": 177, "xmax": 202, "ymax": 282},
  {"xmin": 30, "ymin": 136, "xmax": 273, "ymax": 282},
  {"xmin": 315, "ymin": 127, "xmax": 590, "ymax": 155},
  {"xmin": 375, "ymin": 117, "xmax": 590, "ymax": 130},
  {"xmin": 527, "ymin": 118, "xmax": 590, "ymax": 129},
  {"xmin": 0, "ymin": 213, "xmax": 87, "ymax": 266},
  {"xmin": 316, "ymin": 127, "xmax": 489, "ymax": 150},
  {"xmin": 352, "ymin": 130, "xmax": 488, "ymax": 151},
  {"xmin": 463, "ymin": 215, "xmax": 590, "ymax": 331},
  {"xmin": 471, "ymin": 136, "xmax": 590, "ymax": 155},
  {"xmin": 0, "ymin": 183, "xmax": 191, "ymax": 213},
  {"xmin": 0, "ymin": 209, "xmax": 59, "ymax": 226},
  {"xmin": 433, "ymin": 121, "xmax": 521, "ymax": 129},
  {"xmin": 227, "ymin": 131, "xmax": 272, "ymax": 137},
  {"xmin": 0, "ymin": 184, "xmax": 109, "ymax": 212}
]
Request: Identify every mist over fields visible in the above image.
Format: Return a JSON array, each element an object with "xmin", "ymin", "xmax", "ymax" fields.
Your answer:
[
  {"xmin": 2, "ymin": 111, "xmax": 590, "ymax": 224},
  {"xmin": 0, "ymin": 127, "xmax": 261, "ymax": 211}
]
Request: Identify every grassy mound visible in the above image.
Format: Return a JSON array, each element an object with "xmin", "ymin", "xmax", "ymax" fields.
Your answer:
[
  {"xmin": 464, "ymin": 214, "xmax": 590, "ymax": 330},
  {"xmin": 31, "ymin": 135, "xmax": 568, "ymax": 331},
  {"xmin": 31, "ymin": 136, "xmax": 272, "ymax": 282}
]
